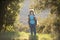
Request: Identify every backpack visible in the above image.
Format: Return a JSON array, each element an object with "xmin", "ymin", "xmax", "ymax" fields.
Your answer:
[{"xmin": 29, "ymin": 15, "xmax": 35, "ymax": 24}]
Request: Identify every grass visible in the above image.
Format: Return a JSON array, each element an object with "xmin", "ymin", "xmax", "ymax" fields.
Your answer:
[
  {"xmin": 0, "ymin": 31, "xmax": 53, "ymax": 40},
  {"xmin": 18, "ymin": 32, "xmax": 53, "ymax": 40}
]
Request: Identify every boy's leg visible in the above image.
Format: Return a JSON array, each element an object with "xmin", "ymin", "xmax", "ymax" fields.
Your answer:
[
  {"xmin": 33, "ymin": 25, "xmax": 36, "ymax": 36},
  {"xmin": 30, "ymin": 25, "xmax": 33, "ymax": 36}
]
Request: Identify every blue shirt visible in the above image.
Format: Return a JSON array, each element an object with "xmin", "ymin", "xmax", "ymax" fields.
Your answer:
[{"xmin": 29, "ymin": 15, "xmax": 35, "ymax": 24}]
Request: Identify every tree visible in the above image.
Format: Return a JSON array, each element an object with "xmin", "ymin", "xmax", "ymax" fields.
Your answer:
[
  {"xmin": 51, "ymin": 0, "xmax": 60, "ymax": 40},
  {"xmin": 0, "ymin": 0, "xmax": 24, "ymax": 32},
  {"xmin": 34, "ymin": 0, "xmax": 60, "ymax": 40}
]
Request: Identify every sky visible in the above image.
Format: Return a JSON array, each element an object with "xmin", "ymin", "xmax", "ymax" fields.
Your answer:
[{"xmin": 20, "ymin": 0, "xmax": 51, "ymax": 25}]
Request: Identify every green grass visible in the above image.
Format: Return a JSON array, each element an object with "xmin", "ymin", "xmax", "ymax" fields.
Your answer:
[
  {"xmin": 0, "ymin": 31, "xmax": 53, "ymax": 40},
  {"xmin": 16, "ymin": 32, "xmax": 53, "ymax": 40}
]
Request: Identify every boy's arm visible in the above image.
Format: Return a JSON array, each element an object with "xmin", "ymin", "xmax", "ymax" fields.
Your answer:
[
  {"xmin": 28, "ymin": 15, "xmax": 30, "ymax": 25},
  {"xmin": 34, "ymin": 17, "xmax": 37, "ymax": 25}
]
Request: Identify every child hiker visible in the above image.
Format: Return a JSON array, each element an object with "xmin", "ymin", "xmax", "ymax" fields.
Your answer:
[{"xmin": 28, "ymin": 10, "xmax": 37, "ymax": 36}]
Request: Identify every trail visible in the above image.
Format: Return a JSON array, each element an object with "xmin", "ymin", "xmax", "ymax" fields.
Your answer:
[{"xmin": 20, "ymin": 0, "xmax": 30, "ymax": 25}]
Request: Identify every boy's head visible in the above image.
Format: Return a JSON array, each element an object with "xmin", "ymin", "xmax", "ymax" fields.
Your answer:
[{"xmin": 30, "ymin": 10, "xmax": 34, "ymax": 15}]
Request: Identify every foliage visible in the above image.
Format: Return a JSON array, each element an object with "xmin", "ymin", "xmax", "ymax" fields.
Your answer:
[
  {"xmin": 33, "ymin": 0, "xmax": 60, "ymax": 40},
  {"xmin": 0, "ymin": 0, "xmax": 24, "ymax": 32}
]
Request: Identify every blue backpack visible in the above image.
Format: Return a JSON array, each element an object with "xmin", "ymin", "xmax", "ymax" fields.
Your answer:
[{"xmin": 29, "ymin": 15, "xmax": 35, "ymax": 24}]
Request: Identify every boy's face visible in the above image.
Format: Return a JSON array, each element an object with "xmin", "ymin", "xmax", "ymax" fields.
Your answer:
[{"xmin": 30, "ymin": 11, "xmax": 34, "ymax": 15}]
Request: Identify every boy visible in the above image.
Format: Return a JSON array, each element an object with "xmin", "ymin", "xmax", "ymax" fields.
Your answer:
[{"xmin": 28, "ymin": 10, "xmax": 37, "ymax": 36}]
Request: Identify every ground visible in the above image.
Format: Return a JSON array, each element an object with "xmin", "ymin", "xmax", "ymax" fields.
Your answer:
[{"xmin": 0, "ymin": 31, "xmax": 53, "ymax": 40}]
